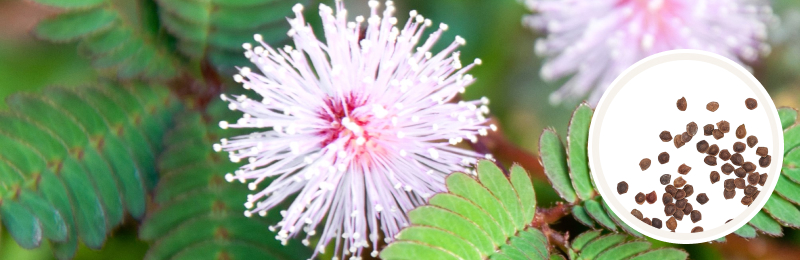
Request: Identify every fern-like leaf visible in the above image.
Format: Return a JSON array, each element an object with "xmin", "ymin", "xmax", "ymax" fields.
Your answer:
[{"xmin": 564, "ymin": 230, "xmax": 687, "ymax": 260}]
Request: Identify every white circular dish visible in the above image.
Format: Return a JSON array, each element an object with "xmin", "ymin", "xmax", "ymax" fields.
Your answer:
[{"xmin": 588, "ymin": 50, "xmax": 783, "ymax": 244}]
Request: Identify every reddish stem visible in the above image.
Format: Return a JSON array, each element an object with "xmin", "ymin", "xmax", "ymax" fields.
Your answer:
[
  {"xmin": 478, "ymin": 118, "xmax": 546, "ymax": 180},
  {"xmin": 531, "ymin": 202, "xmax": 571, "ymax": 228}
]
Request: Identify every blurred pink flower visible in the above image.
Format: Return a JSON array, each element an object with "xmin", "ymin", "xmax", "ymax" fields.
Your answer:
[
  {"xmin": 525, "ymin": 0, "xmax": 775, "ymax": 104},
  {"xmin": 214, "ymin": 0, "xmax": 493, "ymax": 258}
]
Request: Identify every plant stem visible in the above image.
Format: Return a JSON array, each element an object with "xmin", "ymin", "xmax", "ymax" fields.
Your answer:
[
  {"xmin": 478, "ymin": 118, "xmax": 546, "ymax": 180},
  {"xmin": 541, "ymin": 223, "xmax": 570, "ymax": 256},
  {"xmin": 531, "ymin": 202, "xmax": 571, "ymax": 228}
]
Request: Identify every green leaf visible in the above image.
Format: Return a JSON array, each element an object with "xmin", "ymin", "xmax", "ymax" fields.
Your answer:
[
  {"xmin": 30, "ymin": 0, "xmax": 104, "ymax": 9},
  {"xmin": 408, "ymin": 206, "xmax": 495, "ymax": 256},
  {"xmin": 446, "ymin": 173, "xmax": 516, "ymax": 238},
  {"xmin": 395, "ymin": 226, "xmax": 481, "ymax": 260},
  {"xmin": 583, "ymin": 199, "xmax": 616, "ymax": 231},
  {"xmin": 733, "ymin": 222, "xmax": 757, "ymax": 238},
  {"xmin": 775, "ymin": 175, "xmax": 800, "ymax": 205},
  {"xmin": 567, "ymin": 102, "xmax": 595, "ymax": 201},
  {"xmin": 628, "ymin": 248, "xmax": 688, "ymax": 260},
  {"xmin": 784, "ymin": 125, "xmax": 800, "ymax": 154},
  {"xmin": 570, "ymin": 232, "xmax": 684, "ymax": 260},
  {"xmin": 17, "ymin": 191, "xmax": 68, "ymax": 242},
  {"xmin": 428, "ymin": 194, "xmax": 506, "ymax": 246},
  {"xmin": 763, "ymin": 195, "xmax": 800, "ymax": 228},
  {"xmin": 510, "ymin": 165, "xmax": 536, "ymax": 224},
  {"xmin": 602, "ymin": 200, "xmax": 643, "ymax": 238},
  {"xmin": 595, "ymin": 241, "xmax": 651, "ymax": 260},
  {"xmin": 579, "ymin": 233, "xmax": 627, "ymax": 259},
  {"xmin": 35, "ymin": 8, "xmax": 118, "ymax": 42},
  {"xmin": 570, "ymin": 230, "xmax": 602, "ymax": 251},
  {"xmin": 782, "ymin": 147, "xmax": 800, "ymax": 183},
  {"xmin": 748, "ymin": 211, "xmax": 783, "ymax": 236},
  {"xmin": 779, "ymin": 107, "xmax": 798, "ymax": 129},
  {"xmin": 381, "ymin": 241, "xmax": 461, "ymax": 260},
  {"xmin": 571, "ymin": 205, "xmax": 596, "ymax": 228},
  {"xmin": 1, "ymin": 200, "xmax": 43, "ymax": 249},
  {"xmin": 477, "ymin": 160, "xmax": 525, "ymax": 229},
  {"xmin": 539, "ymin": 128, "xmax": 578, "ymax": 203}
]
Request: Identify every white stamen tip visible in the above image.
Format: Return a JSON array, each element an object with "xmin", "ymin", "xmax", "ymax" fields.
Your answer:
[
  {"xmin": 474, "ymin": 58, "xmax": 482, "ymax": 65},
  {"xmin": 219, "ymin": 121, "xmax": 229, "ymax": 129},
  {"xmin": 292, "ymin": 3, "xmax": 304, "ymax": 12},
  {"xmin": 254, "ymin": 34, "xmax": 263, "ymax": 42}
]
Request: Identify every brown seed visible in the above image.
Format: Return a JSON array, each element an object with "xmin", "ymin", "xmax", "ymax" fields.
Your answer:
[
  {"xmin": 674, "ymin": 134, "xmax": 685, "ymax": 148},
  {"xmin": 705, "ymin": 146, "xmax": 720, "ymax": 158},
  {"xmin": 683, "ymin": 185, "xmax": 694, "ymax": 197},
  {"xmin": 673, "ymin": 177, "xmax": 687, "ymax": 188},
  {"xmin": 667, "ymin": 217, "xmax": 678, "ymax": 230},
  {"xmin": 735, "ymin": 178, "xmax": 746, "ymax": 189},
  {"xmin": 744, "ymin": 185, "xmax": 758, "ymax": 196},
  {"xmin": 696, "ymin": 193, "xmax": 709, "ymax": 205},
  {"xmin": 660, "ymin": 174, "xmax": 671, "ymax": 185},
  {"xmin": 731, "ymin": 153, "xmax": 744, "ymax": 166},
  {"xmin": 664, "ymin": 203, "xmax": 677, "ymax": 216},
  {"xmin": 639, "ymin": 158, "xmax": 651, "ymax": 171},
  {"xmin": 617, "ymin": 181, "xmax": 629, "ymax": 194},
  {"xmin": 674, "ymin": 209, "xmax": 685, "ymax": 220},
  {"xmin": 652, "ymin": 218, "xmax": 663, "ymax": 229},
  {"xmin": 678, "ymin": 164, "xmax": 692, "ymax": 175},
  {"xmin": 717, "ymin": 120, "xmax": 730, "ymax": 133},
  {"xmin": 742, "ymin": 196, "xmax": 754, "ymax": 206},
  {"xmin": 635, "ymin": 192, "xmax": 646, "ymax": 204},
  {"xmin": 646, "ymin": 191, "xmax": 658, "ymax": 204},
  {"xmin": 696, "ymin": 140, "xmax": 709, "ymax": 153},
  {"xmin": 707, "ymin": 102, "xmax": 719, "ymax": 112},
  {"xmin": 753, "ymin": 190, "xmax": 761, "ymax": 199},
  {"xmin": 704, "ymin": 156, "xmax": 717, "ymax": 166},
  {"xmin": 675, "ymin": 189, "xmax": 686, "ymax": 200},
  {"xmin": 663, "ymin": 193, "xmax": 673, "ymax": 205},
  {"xmin": 726, "ymin": 219, "xmax": 733, "ymax": 224},
  {"xmin": 660, "ymin": 131, "xmax": 673, "ymax": 142},
  {"xmin": 643, "ymin": 217, "xmax": 652, "ymax": 225},
  {"xmin": 759, "ymin": 173, "xmax": 768, "ymax": 186},
  {"xmin": 747, "ymin": 172, "xmax": 760, "ymax": 185},
  {"xmin": 742, "ymin": 162, "xmax": 756, "ymax": 173},
  {"xmin": 712, "ymin": 129, "xmax": 724, "ymax": 140},
  {"xmin": 666, "ymin": 185, "xmax": 677, "ymax": 196},
  {"xmin": 747, "ymin": 135, "xmax": 758, "ymax": 148},
  {"xmin": 687, "ymin": 122, "xmax": 698, "ymax": 136},
  {"xmin": 703, "ymin": 124, "xmax": 714, "ymax": 136},
  {"xmin": 631, "ymin": 209, "xmax": 643, "ymax": 220},
  {"xmin": 759, "ymin": 155, "xmax": 771, "ymax": 168},
  {"xmin": 710, "ymin": 171, "xmax": 720, "ymax": 183},
  {"xmin": 690, "ymin": 210, "xmax": 702, "ymax": 223},
  {"xmin": 683, "ymin": 202, "xmax": 693, "ymax": 215},
  {"xmin": 724, "ymin": 189, "xmax": 736, "ymax": 199},
  {"xmin": 682, "ymin": 132, "xmax": 693, "ymax": 142},
  {"xmin": 658, "ymin": 152, "xmax": 670, "ymax": 164},
  {"xmin": 721, "ymin": 163, "xmax": 734, "ymax": 174},
  {"xmin": 736, "ymin": 124, "xmax": 747, "ymax": 139},
  {"xmin": 692, "ymin": 226, "xmax": 704, "ymax": 233},
  {"xmin": 734, "ymin": 167, "xmax": 747, "ymax": 178},
  {"xmin": 724, "ymin": 179, "xmax": 736, "ymax": 191},
  {"xmin": 719, "ymin": 149, "xmax": 731, "ymax": 160},
  {"xmin": 756, "ymin": 147, "xmax": 769, "ymax": 157},
  {"xmin": 745, "ymin": 98, "xmax": 758, "ymax": 110},
  {"xmin": 733, "ymin": 142, "xmax": 746, "ymax": 153},
  {"xmin": 677, "ymin": 97, "xmax": 688, "ymax": 111},
  {"xmin": 676, "ymin": 198, "xmax": 687, "ymax": 209}
]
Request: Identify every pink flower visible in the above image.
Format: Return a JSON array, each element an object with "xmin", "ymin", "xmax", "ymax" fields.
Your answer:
[
  {"xmin": 214, "ymin": 0, "xmax": 493, "ymax": 258},
  {"xmin": 525, "ymin": 0, "xmax": 775, "ymax": 104}
]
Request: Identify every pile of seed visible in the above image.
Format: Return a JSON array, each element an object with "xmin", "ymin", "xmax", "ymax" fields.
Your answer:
[{"xmin": 618, "ymin": 97, "xmax": 769, "ymax": 233}]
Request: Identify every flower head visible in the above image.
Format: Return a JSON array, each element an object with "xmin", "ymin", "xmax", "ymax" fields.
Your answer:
[
  {"xmin": 215, "ymin": 0, "xmax": 493, "ymax": 257},
  {"xmin": 524, "ymin": 0, "xmax": 774, "ymax": 104}
]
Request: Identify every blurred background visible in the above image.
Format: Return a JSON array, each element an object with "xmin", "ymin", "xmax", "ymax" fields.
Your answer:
[{"xmin": 2, "ymin": 0, "xmax": 800, "ymax": 259}]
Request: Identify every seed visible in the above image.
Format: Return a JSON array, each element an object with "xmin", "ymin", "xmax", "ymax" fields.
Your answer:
[
  {"xmin": 759, "ymin": 155, "xmax": 771, "ymax": 168},
  {"xmin": 673, "ymin": 177, "xmax": 687, "ymax": 188},
  {"xmin": 759, "ymin": 173, "xmax": 768, "ymax": 186},
  {"xmin": 747, "ymin": 172, "xmax": 760, "ymax": 185},
  {"xmin": 683, "ymin": 202, "xmax": 693, "ymax": 215},
  {"xmin": 674, "ymin": 209, "xmax": 685, "ymax": 220},
  {"xmin": 660, "ymin": 131, "xmax": 673, "ymax": 142},
  {"xmin": 676, "ymin": 198, "xmax": 687, "ymax": 209},
  {"xmin": 683, "ymin": 185, "xmax": 694, "ymax": 197},
  {"xmin": 735, "ymin": 178, "xmax": 746, "ymax": 189},
  {"xmin": 678, "ymin": 164, "xmax": 692, "ymax": 175},
  {"xmin": 742, "ymin": 162, "xmax": 756, "ymax": 173},
  {"xmin": 726, "ymin": 219, "xmax": 732, "ymax": 224},
  {"xmin": 643, "ymin": 218, "xmax": 652, "ymax": 225},
  {"xmin": 719, "ymin": 149, "xmax": 731, "ymax": 160},
  {"xmin": 721, "ymin": 163, "xmax": 734, "ymax": 174},
  {"xmin": 646, "ymin": 191, "xmax": 658, "ymax": 204},
  {"xmin": 724, "ymin": 189, "xmax": 736, "ymax": 199},
  {"xmin": 652, "ymin": 218, "xmax": 663, "ymax": 229},
  {"xmin": 667, "ymin": 217, "xmax": 678, "ymax": 230},
  {"xmin": 704, "ymin": 124, "xmax": 714, "ymax": 136},
  {"xmin": 707, "ymin": 102, "xmax": 719, "ymax": 112},
  {"xmin": 696, "ymin": 140, "xmax": 709, "ymax": 153},
  {"xmin": 717, "ymin": 120, "xmax": 730, "ymax": 133},
  {"xmin": 747, "ymin": 135, "xmax": 758, "ymax": 147},
  {"xmin": 665, "ymin": 185, "xmax": 678, "ymax": 197},
  {"xmin": 664, "ymin": 203, "xmax": 677, "ymax": 216},
  {"xmin": 682, "ymin": 132, "xmax": 693, "ymax": 142},
  {"xmin": 731, "ymin": 153, "xmax": 744, "ymax": 166},
  {"xmin": 660, "ymin": 174, "xmax": 671, "ymax": 185},
  {"xmin": 635, "ymin": 192, "xmax": 646, "ymax": 204},
  {"xmin": 640, "ymin": 158, "xmax": 651, "ymax": 171},
  {"xmin": 745, "ymin": 98, "xmax": 758, "ymax": 110},
  {"xmin": 756, "ymin": 147, "xmax": 769, "ymax": 157},
  {"xmin": 724, "ymin": 179, "xmax": 736, "ymax": 191},
  {"xmin": 675, "ymin": 189, "xmax": 686, "ymax": 200},
  {"xmin": 742, "ymin": 196, "xmax": 754, "ymax": 206},
  {"xmin": 710, "ymin": 171, "xmax": 720, "ymax": 183},
  {"xmin": 744, "ymin": 185, "xmax": 758, "ymax": 196},
  {"xmin": 674, "ymin": 134, "xmax": 685, "ymax": 148},
  {"xmin": 736, "ymin": 124, "xmax": 747, "ymax": 139},
  {"xmin": 753, "ymin": 190, "xmax": 761, "ymax": 199},
  {"xmin": 663, "ymin": 193, "xmax": 673, "ymax": 205},
  {"xmin": 617, "ymin": 181, "xmax": 628, "ymax": 194},
  {"xmin": 691, "ymin": 210, "xmax": 702, "ymax": 223},
  {"xmin": 712, "ymin": 129, "xmax": 724, "ymax": 140},
  {"xmin": 631, "ymin": 209, "xmax": 643, "ymax": 220},
  {"xmin": 733, "ymin": 142, "xmax": 746, "ymax": 153},
  {"xmin": 692, "ymin": 226, "xmax": 704, "ymax": 233},
  {"xmin": 658, "ymin": 152, "xmax": 670, "ymax": 164},
  {"xmin": 696, "ymin": 193, "xmax": 709, "ymax": 205},
  {"xmin": 687, "ymin": 122, "xmax": 698, "ymax": 136},
  {"xmin": 677, "ymin": 97, "xmax": 687, "ymax": 111},
  {"xmin": 704, "ymin": 156, "xmax": 717, "ymax": 166},
  {"xmin": 734, "ymin": 167, "xmax": 747, "ymax": 178}
]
